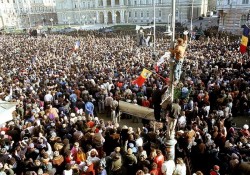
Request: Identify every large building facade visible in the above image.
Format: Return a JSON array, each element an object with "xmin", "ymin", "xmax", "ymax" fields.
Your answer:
[
  {"xmin": 0, "ymin": 0, "xmax": 208, "ymax": 29},
  {"xmin": 217, "ymin": 0, "xmax": 250, "ymax": 35},
  {"xmin": 0, "ymin": 0, "xmax": 57, "ymax": 29},
  {"xmin": 55, "ymin": 0, "xmax": 208, "ymax": 26}
]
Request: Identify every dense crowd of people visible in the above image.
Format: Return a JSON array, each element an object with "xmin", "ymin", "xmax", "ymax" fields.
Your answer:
[{"xmin": 0, "ymin": 26, "xmax": 249, "ymax": 175}]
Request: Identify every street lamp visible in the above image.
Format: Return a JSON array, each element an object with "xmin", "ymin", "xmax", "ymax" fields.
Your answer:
[
  {"xmin": 67, "ymin": 17, "xmax": 71, "ymax": 27},
  {"xmin": 164, "ymin": 13, "xmax": 172, "ymax": 36},
  {"xmin": 42, "ymin": 17, "xmax": 45, "ymax": 26},
  {"xmin": 114, "ymin": 14, "xmax": 117, "ymax": 24},
  {"xmin": 234, "ymin": 23, "xmax": 238, "ymax": 34},
  {"xmin": 104, "ymin": 16, "xmax": 107, "ymax": 25},
  {"xmin": 50, "ymin": 18, "xmax": 53, "ymax": 28},
  {"xmin": 93, "ymin": 17, "xmax": 96, "ymax": 25},
  {"xmin": 82, "ymin": 15, "xmax": 85, "ymax": 25},
  {"xmin": 63, "ymin": 19, "xmax": 67, "ymax": 28},
  {"xmin": 164, "ymin": 0, "xmax": 177, "ymax": 161},
  {"xmin": 190, "ymin": 0, "xmax": 194, "ymax": 41},
  {"xmin": 153, "ymin": 0, "xmax": 156, "ymax": 53},
  {"xmin": 180, "ymin": 12, "xmax": 182, "ymax": 24}
]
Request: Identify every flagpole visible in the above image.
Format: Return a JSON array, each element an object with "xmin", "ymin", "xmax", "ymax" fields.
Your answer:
[
  {"xmin": 153, "ymin": 0, "xmax": 156, "ymax": 54},
  {"xmin": 165, "ymin": 0, "xmax": 177, "ymax": 161}
]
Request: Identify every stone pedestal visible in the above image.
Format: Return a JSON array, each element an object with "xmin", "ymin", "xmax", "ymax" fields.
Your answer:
[{"xmin": 165, "ymin": 138, "xmax": 177, "ymax": 160}]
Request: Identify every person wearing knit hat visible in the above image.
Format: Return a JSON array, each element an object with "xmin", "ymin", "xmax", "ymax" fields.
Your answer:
[
  {"xmin": 240, "ymin": 124, "xmax": 250, "ymax": 138},
  {"xmin": 210, "ymin": 165, "xmax": 220, "ymax": 175}
]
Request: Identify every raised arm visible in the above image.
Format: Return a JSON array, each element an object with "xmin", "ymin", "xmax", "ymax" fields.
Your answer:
[{"xmin": 183, "ymin": 30, "xmax": 189, "ymax": 44}]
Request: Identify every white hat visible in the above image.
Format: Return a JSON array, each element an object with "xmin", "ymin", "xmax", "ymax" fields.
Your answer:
[
  {"xmin": 243, "ymin": 124, "xmax": 249, "ymax": 130},
  {"xmin": 122, "ymin": 125, "xmax": 128, "ymax": 129},
  {"xmin": 8, "ymin": 121, "xmax": 14, "ymax": 126},
  {"xmin": 70, "ymin": 113, "xmax": 76, "ymax": 117},
  {"xmin": 29, "ymin": 143, "xmax": 34, "ymax": 149},
  {"xmin": 37, "ymin": 168, "xmax": 43, "ymax": 175},
  {"xmin": 51, "ymin": 132, "xmax": 57, "ymax": 137}
]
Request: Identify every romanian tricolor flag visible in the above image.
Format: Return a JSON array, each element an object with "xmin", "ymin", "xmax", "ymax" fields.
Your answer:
[
  {"xmin": 240, "ymin": 25, "xmax": 250, "ymax": 54},
  {"xmin": 132, "ymin": 68, "xmax": 152, "ymax": 87}
]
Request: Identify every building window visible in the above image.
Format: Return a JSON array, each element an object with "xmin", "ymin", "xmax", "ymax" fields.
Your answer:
[
  {"xmin": 158, "ymin": 0, "xmax": 161, "ymax": 4},
  {"xmin": 141, "ymin": 12, "xmax": 143, "ymax": 17},
  {"xmin": 242, "ymin": 0, "xmax": 249, "ymax": 4},
  {"xmin": 146, "ymin": 0, "xmax": 149, "ymax": 4},
  {"xmin": 129, "ymin": 11, "xmax": 131, "ymax": 17},
  {"xmin": 159, "ymin": 10, "xmax": 161, "ymax": 17},
  {"xmin": 135, "ymin": 12, "xmax": 137, "ymax": 17},
  {"xmin": 134, "ymin": 0, "xmax": 137, "ymax": 5},
  {"xmin": 147, "ymin": 11, "xmax": 149, "ymax": 17},
  {"xmin": 240, "ymin": 14, "xmax": 247, "ymax": 25},
  {"xmin": 227, "ymin": 0, "xmax": 230, "ymax": 4}
]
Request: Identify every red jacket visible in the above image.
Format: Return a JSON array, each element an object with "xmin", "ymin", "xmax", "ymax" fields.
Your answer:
[{"xmin": 82, "ymin": 163, "xmax": 95, "ymax": 175}]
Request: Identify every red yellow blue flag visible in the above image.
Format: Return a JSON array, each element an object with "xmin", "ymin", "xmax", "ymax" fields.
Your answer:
[{"xmin": 240, "ymin": 25, "xmax": 250, "ymax": 54}]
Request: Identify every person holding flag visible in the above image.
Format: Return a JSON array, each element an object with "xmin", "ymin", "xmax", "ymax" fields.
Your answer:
[
  {"xmin": 132, "ymin": 68, "xmax": 152, "ymax": 87},
  {"xmin": 169, "ymin": 31, "xmax": 189, "ymax": 84},
  {"xmin": 240, "ymin": 24, "xmax": 250, "ymax": 54}
]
